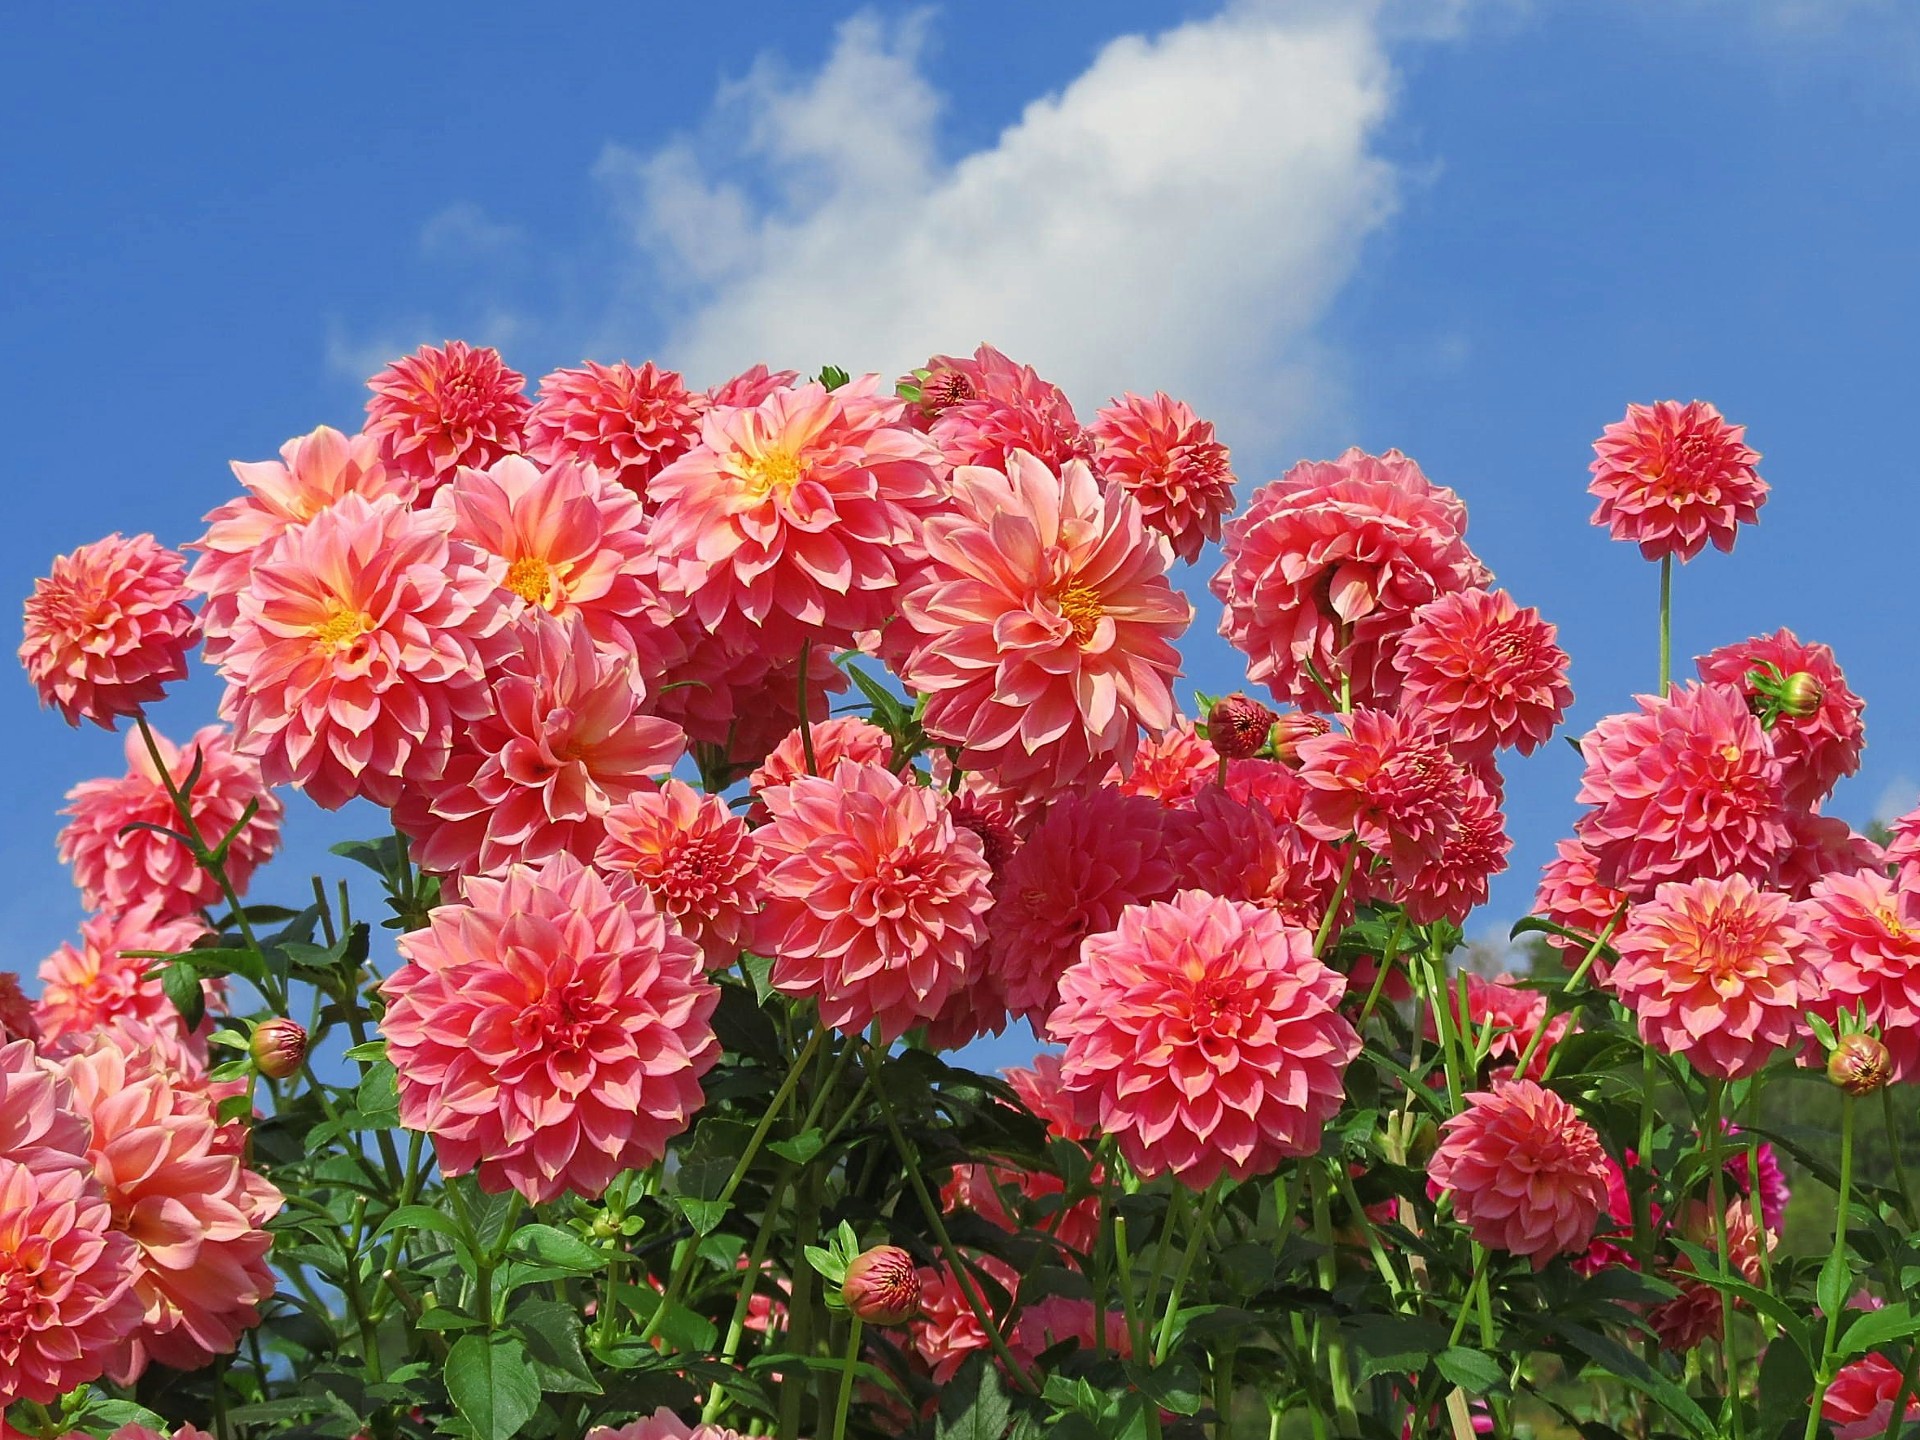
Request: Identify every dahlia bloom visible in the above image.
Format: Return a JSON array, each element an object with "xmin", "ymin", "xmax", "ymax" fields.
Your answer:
[
  {"xmin": 985, "ymin": 786, "xmax": 1178, "ymax": 1029},
  {"xmin": 36, "ymin": 909, "xmax": 215, "ymax": 1051},
  {"xmin": 0, "ymin": 975, "xmax": 37, "ymax": 1044},
  {"xmin": 1295, "ymin": 708, "xmax": 1469, "ymax": 872},
  {"xmin": 648, "ymin": 375, "xmax": 945, "ymax": 651},
  {"xmin": 842, "ymin": 1245, "xmax": 922, "ymax": 1325},
  {"xmin": 1573, "ymin": 682, "xmax": 1790, "ymax": 899},
  {"xmin": 910, "ymin": 1254, "xmax": 1020, "ymax": 1384},
  {"xmin": 1608, "ymin": 874, "xmax": 1818, "ymax": 1080},
  {"xmin": 1723, "ymin": 1124, "xmax": 1791, "ymax": 1235},
  {"xmin": 1588, "ymin": 400, "xmax": 1765, "ymax": 562},
  {"xmin": 596, "ymin": 779, "xmax": 763, "ymax": 969},
  {"xmin": 1534, "ymin": 837, "xmax": 1627, "ymax": 976},
  {"xmin": 1774, "ymin": 808, "xmax": 1884, "ymax": 901},
  {"xmin": 392, "ymin": 612, "xmax": 683, "ymax": 879},
  {"xmin": 585, "ymin": 1409, "xmax": 746, "ymax": 1440},
  {"xmin": 1011, "ymin": 1296, "xmax": 1134, "ymax": 1368},
  {"xmin": 1109, "ymin": 718, "xmax": 1218, "ymax": 806},
  {"xmin": 526, "ymin": 361, "xmax": 704, "ymax": 500},
  {"xmin": 59, "ymin": 723, "xmax": 283, "ymax": 918},
  {"xmin": 705, "ymin": 364, "xmax": 798, "ymax": 408},
  {"xmin": 186, "ymin": 425, "xmax": 413, "ymax": 662},
  {"xmin": 653, "ymin": 621, "xmax": 846, "ymax": 776},
  {"xmin": 1004, "ymin": 1054, "xmax": 1092, "ymax": 1142},
  {"xmin": 919, "ymin": 344, "xmax": 1089, "ymax": 473},
  {"xmin": 61, "ymin": 1028, "xmax": 281, "ymax": 1381},
  {"xmin": 21, "ymin": 533, "xmax": 198, "ymax": 729},
  {"xmin": 1801, "ymin": 869, "xmax": 1920, "ymax": 1081},
  {"xmin": 1049, "ymin": 891, "xmax": 1361, "ymax": 1188},
  {"xmin": 753, "ymin": 760, "xmax": 994, "ymax": 1041},
  {"xmin": 1395, "ymin": 773, "xmax": 1512, "ymax": 926},
  {"xmin": 748, "ymin": 715, "xmax": 894, "ymax": 811},
  {"xmin": 1443, "ymin": 974, "xmax": 1567, "ymax": 1082},
  {"xmin": 215, "ymin": 493, "xmax": 504, "ymax": 810},
  {"xmin": 1649, "ymin": 1199, "xmax": 1767, "ymax": 1350},
  {"xmin": 1428, "ymin": 1080, "xmax": 1612, "ymax": 1269},
  {"xmin": 944, "ymin": 1162, "xmax": 1101, "ymax": 1258},
  {"xmin": 1394, "ymin": 589, "xmax": 1572, "ymax": 759},
  {"xmin": 0, "ymin": 1038, "xmax": 90, "ymax": 1169},
  {"xmin": 1167, "ymin": 784, "xmax": 1348, "ymax": 932},
  {"xmin": 381, "ymin": 853, "xmax": 719, "ymax": 1203},
  {"xmin": 1695, "ymin": 629, "xmax": 1865, "ymax": 809},
  {"xmin": 1212, "ymin": 448, "xmax": 1490, "ymax": 710},
  {"xmin": 1207, "ymin": 695, "xmax": 1279, "ymax": 762},
  {"xmin": 1825, "ymin": 1353, "xmax": 1920, "ymax": 1440},
  {"xmin": 1088, "ymin": 391, "xmax": 1236, "ymax": 563},
  {"xmin": 363, "ymin": 340, "xmax": 531, "ymax": 493},
  {"xmin": 899, "ymin": 450, "xmax": 1191, "ymax": 795}
]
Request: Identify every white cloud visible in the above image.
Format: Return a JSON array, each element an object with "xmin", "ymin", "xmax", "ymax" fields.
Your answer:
[
  {"xmin": 419, "ymin": 201, "xmax": 522, "ymax": 260},
  {"xmin": 591, "ymin": 1, "xmax": 1406, "ymax": 462}
]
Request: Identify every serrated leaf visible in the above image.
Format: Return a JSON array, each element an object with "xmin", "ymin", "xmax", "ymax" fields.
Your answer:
[
  {"xmin": 936, "ymin": 1353, "xmax": 1012, "ymax": 1440},
  {"xmin": 512, "ymin": 1297, "xmax": 601, "ymax": 1395},
  {"xmin": 160, "ymin": 959, "xmax": 205, "ymax": 1032},
  {"xmin": 446, "ymin": 1332, "xmax": 540, "ymax": 1440}
]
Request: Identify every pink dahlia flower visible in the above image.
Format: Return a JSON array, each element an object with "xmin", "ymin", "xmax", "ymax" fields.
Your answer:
[
  {"xmin": 1011, "ymin": 1296, "xmax": 1134, "ymax": 1368},
  {"xmin": 1801, "ymin": 869, "xmax": 1920, "ymax": 1081},
  {"xmin": 1609, "ymin": 874, "xmax": 1819, "ymax": 1081},
  {"xmin": 649, "ymin": 375, "xmax": 945, "ymax": 651},
  {"xmin": 1394, "ymin": 772, "xmax": 1511, "ymax": 926},
  {"xmin": 526, "ymin": 361, "xmax": 705, "ymax": 500},
  {"xmin": 653, "ymin": 620, "xmax": 846, "ymax": 778},
  {"xmin": 899, "ymin": 450, "xmax": 1190, "ymax": 796},
  {"xmin": 0, "ymin": 1037, "xmax": 91, "ymax": 1170},
  {"xmin": 60, "ymin": 723, "xmax": 283, "ymax": 919},
  {"xmin": 61, "ymin": 1027, "xmax": 281, "ymax": 1382},
  {"xmin": 1891, "ymin": 802, "xmax": 1920, "ymax": 894},
  {"xmin": 918, "ymin": 345, "xmax": 1090, "ymax": 473},
  {"xmin": 705, "ymin": 364, "xmax": 798, "ymax": 408},
  {"xmin": 215, "ymin": 493, "xmax": 504, "ymax": 810},
  {"xmin": 392, "ymin": 611, "xmax": 683, "ymax": 879},
  {"xmin": 1722, "ymin": 1123, "xmax": 1791, "ymax": 1235},
  {"xmin": 381, "ymin": 853, "xmax": 719, "ymax": 1203},
  {"xmin": 1443, "ymin": 975, "xmax": 1567, "ymax": 1082},
  {"xmin": 1167, "ymin": 785, "xmax": 1348, "ymax": 933},
  {"xmin": 985, "ymin": 785, "xmax": 1178, "ymax": 1029},
  {"xmin": 1573, "ymin": 681, "xmax": 1790, "ymax": 900},
  {"xmin": 945, "ymin": 1161, "xmax": 1101, "ymax": 1259},
  {"xmin": 748, "ymin": 715, "xmax": 895, "ymax": 812},
  {"xmin": 36, "ymin": 908, "xmax": 215, "ymax": 1052},
  {"xmin": 753, "ymin": 760, "xmax": 994, "ymax": 1041},
  {"xmin": 1774, "ymin": 809, "xmax": 1884, "ymax": 901},
  {"xmin": 21, "ymin": 533, "xmax": 198, "ymax": 730},
  {"xmin": 596, "ymin": 779, "xmax": 763, "ymax": 969},
  {"xmin": 1650, "ymin": 1200, "xmax": 1767, "ymax": 1350},
  {"xmin": 1825, "ymin": 1353, "xmax": 1920, "ymax": 1440},
  {"xmin": 1003, "ymin": 1054, "xmax": 1094, "ymax": 1142},
  {"xmin": 910, "ymin": 1254, "xmax": 1019, "ymax": 1384},
  {"xmin": 186, "ymin": 425, "xmax": 414, "ymax": 663},
  {"xmin": 1588, "ymin": 400, "xmax": 1764, "ymax": 562},
  {"xmin": 1212, "ymin": 448, "xmax": 1490, "ymax": 710},
  {"xmin": 1295, "ymin": 708, "xmax": 1469, "ymax": 873},
  {"xmin": 1428, "ymin": 1079, "xmax": 1612, "ymax": 1269},
  {"xmin": 1109, "ymin": 718, "xmax": 1218, "ymax": 807},
  {"xmin": 363, "ymin": 340, "xmax": 531, "ymax": 493},
  {"xmin": 1695, "ymin": 629, "xmax": 1865, "ymax": 809},
  {"xmin": 586, "ymin": 1408, "xmax": 746, "ymax": 1440},
  {"xmin": 1088, "ymin": 392, "xmax": 1235, "ymax": 564},
  {"xmin": 0, "ymin": 975, "xmax": 38, "ymax": 1044},
  {"xmin": 1051, "ymin": 891, "xmax": 1359, "ymax": 1187},
  {"xmin": 1534, "ymin": 837, "xmax": 1627, "ymax": 976},
  {"xmin": 1395, "ymin": 589, "xmax": 1572, "ymax": 759}
]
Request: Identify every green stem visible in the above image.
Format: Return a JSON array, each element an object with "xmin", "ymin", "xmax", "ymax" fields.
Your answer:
[
  {"xmin": 1658, "ymin": 553, "xmax": 1673, "ymax": 693},
  {"xmin": 1153, "ymin": 1182, "xmax": 1221, "ymax": 1363},
  {"xmin": 1215, "ymin": 1337, "xmax": 1237, "ymax": 1440},
  {"xmin": 1704, "ymin": 1082, "xmax": 1744, "ymax": 1435},
  {"xmin": 703, "ymin": 1168, "xmax": 796, "ymax": 1424},
  {"xmin": 1310, "ymin": 1164, "xmax": 1359, "ymax": 1436},
  {"xmin": 1447, "ymin": 1249, "xmax": 1491, "ymax": 1350},
  {"xmin": 1331, "ymin": 1163, "xmax": 1406, "ymax": 1305},
  {"xmin": 1312, "ymin": 851, "xmax": 1358, "ymax": 958},
  {"xmin": 797, "ymin": 638, "xmax": 818, "ymax": 775},
  {"xmin": 1525, "ymin": 902, "xmax": 1623, "ymax": 1081},
  {"xmin": 827, "ymin": 1314, "xmax": 863, "ymax": 1440},
  {"xmin": 1807, "ymin": 1095, "xmax": 1858, "ymax": 1440},
  {"xmin": 1884, "ymin": 1086, "xmax": 1918, "ymax": 1230},
  {"xmin": 778, "ymin": 1168, "xmax": 822, "ymax": 1440}
]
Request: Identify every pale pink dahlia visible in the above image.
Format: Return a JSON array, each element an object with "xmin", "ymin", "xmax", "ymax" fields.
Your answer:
[
  {"xmin": 381, "ymin": 853, "xmax": 719, "ymax": 1203},
  {"xmin": 1050, "ymin": 891, "xmax": 1360, "ymax": 1187},
  {"xmin": 1801, "ymin": 869, "xmax": 1920, "ymax": 1081},
  {"xmin": 392, "ymin": 612, "xmax": 683, "ymax": 879},
  {"xmin": 1109, "ymin": 718, "xmax": 1218, "ymax": 807},
  {"xmin": 1534, "ymin": 837, "xmax": 1627, "ymax": 975},
  {"xmin": 1890, "ymin": 802, "xmax": 1920, "ymax": 895},
  {"xmin": 1089, "ymin": 392, "xmax": 1235, "ymax": 564},
  {"xmin": 60, "ymin": 723, "xmax": 283, "ymax": 919},
  {"xmin": 1588, "ymin": 400, "xmax": 1764, "ymax": 562},
  {"xmin": 1212, "ymin": 448, "xmax": 1490, "ymax": 710},
  {"xmin": 363, "ymin": 340, "xmax": 531, "ymax": 493},
  {"xmin": 61, "ymin": 1027, "xmax": 281, "ymax": 1382},
  {"xmin": 187, "ymin": 425, "xmax": 414, "ymax": 663},
  {"xmin": 705, "ymin": 364, "xmax": 798, "ymax": 408},
  {"xmin": 1167, "ymin": 785, "xmax": 1347, "ymax": 932},
  {"xmin": 1609, "ymin": 874, "xmax": 1819, "ymax": 1081},
  {"xmin": 1295, "ymin": 708, "xmax": 1469, "ymax": 873},
  {"xmin": 1394, "ymin": 774, "xmax": 1511, "ymax": 926},
  {"xmin": 596, "ymin": 779, "xmax": 763, "ymax": 969},
  {"xmin": 36, "ymin": 909, "xmax": 215, "ymax": 1051},
  {"xmin": 1695, "ymin": 629, "xmax": 1865, "ymax": 809},
  {"xmin": 919, "ymin": 345, "xmax": 1090, "ymax": 473},
  {"xmin": 526, "ymin": 361, "xmax": 705, "ymax": 500},
  {"xmin": 1428, "ymin": 1080, "xmax": 1612, "ymax": 1269},
  {"xmin": 1825, "ymin": 1353, "xmax": 1920, "ymax": 1440},
  {"xmin": 649, "ymin": 375, "xmax": 945, "ymax": 651},
  {"xmin": 1774, "ymin": 809, "xmax": 1884, "ymax": 901},
  {"xmin": 1394, "ymin": 589, "xmax": 1572, "ymax": 759},
  {"xmin": 215, "ymin": 493, "xmax": 504, "ymax": 810},
  {"xmin": 985, "ymin": 786, "xmax": 1178, "ymax": 1029},
  {"xmin": 899, "ymin": 450, "xmax": 1191, "ymax": 796},
  {"xmin": 21, "ymin": 533, "xmax": 198, "ymax": 730},
  {"xmin": 0, "ymin": 1038, "xmax": 90, "ymax": 1170},
  {"xmin": 753, "ymin": 760, "xmax": 994, "ymax": 1041},
  {"xmin": 1573, "ymin": 682, "xmax": 1790, "ymax": 899}
]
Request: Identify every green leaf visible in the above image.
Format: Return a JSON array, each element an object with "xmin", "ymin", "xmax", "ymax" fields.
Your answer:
[
  {"xmin": 84, "ymin": 1400, "xmax": 173, "ymax": 1431},
  {"xmin": 333, "ymin": 834, "xmax": 408, "ymax": 880},
  {"xmin": 1348, "ymin": 1314, "xmax": 1450, "ymax": 1380},
  {"xmin": 508, "ymin": 1223, "xmax": 605, "ymax": 1274},
  {"xmin": 160, "ymin": 959, "xmax": 205, "ymax": 1032},
  {"xmin": 1435, "ymin": 1346, "xmax": 1508, "ymax": 1396},
  {"xmin": 804, "ymin": 1243, "xmax": 847, "ymax": 1285},
  {"xmin": 1756, "ymin": 1334, "xmax": 1817, "ymax": 1440},
  {"xmin": 817, "ymin": 364, "xmax": 852, "ymax": 390},
  {"xmin": 936, "ymin": 1353, "xmax": 1012, "ymax": 1440},
  {"xmin": 1550, "ymin": 1318, "xmax": 1714, "ymax": 1440},
  {"xmin": 674, "ymin": 1194, "xmax": 728, "ymax": 1236},
  {"xmin": 769, "ymin": 1128, "xmax": 825, "ymax": 1165},
  {"xmin": 512, "ymin": 1298, "xmax": 602, "ymax": 1395},
  {"xmin": 1840, "ymin": 1302, "xmax": 1920, "ymax": 1359},
  {"xmin": 1819, "ymin": 1247, "xmax": 1856, "ymax": 1325},
  {"xmin": 1130, "ymin": 1359, "xmax": 1204, "ymax": 1415},
  {"xmin": 446, "ymin": 1332, "xmax": 541, "ymax": 1440},
  {"xmin": 357, "ymin": 1059, "xmax": 399, "ymax": 1124},
  {"xmin": 342, "ymin": 1039, "xmax": 388, "ymax": 1063}
]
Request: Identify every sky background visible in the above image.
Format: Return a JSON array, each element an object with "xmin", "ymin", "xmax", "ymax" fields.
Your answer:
[{"xmin": 4, "ymin": 0, "xmax": 1919, "ymax": 1069}]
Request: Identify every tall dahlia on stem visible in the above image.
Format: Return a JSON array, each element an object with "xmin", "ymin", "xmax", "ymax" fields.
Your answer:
[
  {"xmin": 915, "ymin": 344, "xmax": 1089, "ymax": 473},
  {"xmin": 526, "ymin": 360, "xmax": 705, "ymax": 501},
  {"xmin": 1695, "ymin": 628, "xmax": 1865, "ymax": 809},
  {"xmin": 363, "ymin": 340, "xmax": 531, "ymax": 494},
  {"xmin": 1088, "ymin": 391, "xmax": 1235, "ymax": 563},
  {"xmin": 1588, "ymin": 399, "xmax": 1764, "ymax": 561},
  {"xmin": 1294, "ymin": 708, "xmax": 1470, "ymax": 873},
  {"xmin": 1394, "ymin": 588, "xmax": 1572, "ymax": 759}
]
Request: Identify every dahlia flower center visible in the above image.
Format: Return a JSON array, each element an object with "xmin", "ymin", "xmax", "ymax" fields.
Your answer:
[
  {"xmin": 740, "ymin": 447, "xmax": 806, "ymax": 499},
  {"xmin": 505, "ymin": 554, "xmax": 557, "ymax": 607},
  {"xmin": 438, "ymin": 368, "xmax": 495, "ymax": 428},
  {"xmin": 1056, "ymin": 583, "xmax": 1106, "ymax": 647},
  {"xmin": 312, "ymin": 605, "xmax": 374, "ymax": 654},
  {"xmin": 523, "ymin": 980, "xmax": 609, "ymax": 1052},
  {"xmin": 923, "ymin": 370, "xmax": 975, "ymax": 411},
  {"xmin": 1690, "ymin": 914, "xmax": 1771, "ymax": 983},
  {"xmin": 1180, "ymin": 966, "xmax": 1253, "ymax": 1035}
]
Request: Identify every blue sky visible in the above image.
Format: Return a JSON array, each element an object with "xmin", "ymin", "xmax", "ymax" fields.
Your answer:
[{"xmin": 4, "ymin": 0, "xmax": 1919, "ymax": 1061}]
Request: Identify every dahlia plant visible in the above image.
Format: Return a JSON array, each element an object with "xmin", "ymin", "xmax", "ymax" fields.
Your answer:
[{"xmin": 8, "ymin": 339, "xmax": 1920, "ymax": 1440}]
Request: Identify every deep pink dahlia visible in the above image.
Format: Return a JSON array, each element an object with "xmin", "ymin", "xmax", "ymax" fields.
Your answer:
[
  {"xmin": 1088, "ymin": 391, "xmax": 1235, "ymax": 564},
  {"xmin": 381, "ymin": 853, "xmax": 719, "ymax": 1203},
  {"xmin": 596, "ymin": 778, "xmax": 763, "ymax": 969},
  {"xmin": 1393, "ymin": 772, "xmax": 1511, "ymax": 926},
  {"xmin": 35, "ymin": 908, "xmax": 215, "ymax": 1052},
  {"xmin": 1825, "ymin": 1353, "xmax": 1920, "ymax": 1440},
  {"xmin": 363, "ymin": 340, "xmax": 531, "ymax": 494},
  {"xmin": 910, "ymin": 1254, "xmax": 1019, "ymax": 1384},
  {"xmin": 1442, "ymin": 975, "xmax": 1566, "ymax": 1082},
  {"xmin": 1588, "ymin": 400, "xmax": 1764, "ymax": 562},
  {"xmin": 1395, "ymin": 589, "xmax": 1572, "ymax": 759},
  {"xmin": 1295, "ymin": 708, "xmax": 1470, "ymax": 873},
  {"xmin": 1695, "ymin": 629, "xmax": 1865, "ymax": 809},
  {"xmin": 1774, "ymin": 809, "xmax": 1884, "ymax": 901},
  {"xmin": 652, "ymin": 619, "xmax": 847, "ymax": 777},
  {"xmin": 705, "ymin": 364, "xmax": 799, "ymax": 408},
  {"xmin": 1167, "ymin": 784, "xmax": 1348, "ymax": 933},
  {"xmin": 526, "ymin": 361, "xmax": 705, "ymax": 500},
  {"xmin": 1801, "ymin": 869, "xmax": 1920, "ymax": 1082},
  {"xmin": 1003, "ymin": 1054, "xmax": 1093, "ymax": 1143}
]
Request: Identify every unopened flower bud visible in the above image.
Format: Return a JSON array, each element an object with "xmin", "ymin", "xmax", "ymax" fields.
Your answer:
[
  {"xmin": 1208, "ymin": 694, "xmax": 1281, "ymax": 760},
  {"xmin": 1778, "ymin": 672, "xmax": 1823, "ymax": 718},
  {"xmin": 1268, "ymin": 711, "xmax": 1334, "ymax": 767},
  {"xmin": 841, "ymin": 1245, "xmax": 921, "ymax": 1326},
  {"xmin": 1828, "ymin": 1033, "xmax": 1892, "ymax": 1096},
  {"xmin": 250, "ymin": 1018, "xmax": 308, "ymax": 1079}
]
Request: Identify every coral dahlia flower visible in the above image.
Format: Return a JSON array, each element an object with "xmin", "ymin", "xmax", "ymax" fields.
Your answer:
[
  {"xmin": 363, "ymin": 340, "xmax": 531, "ymax": 493},
  {"xmin": 1695, "ymin": 629, "xmax": 1865, "ymax": 809},
  {"xmin": 21, "ymin": 533, "xmax": 198, "ymax": 730},
  {"xmin": 1588, "ymin": 400, "xmax": 1765, "ymax": 562},
  {"xmin": 0, "ymin": 1037, "xmax": 90, "ymax": 1170},
  {"xmin": 1801, "ymin": 868, "xmax": 1920, "ymax": 1081},
  {"xmin": 1089, "ymin": 391, "xmax": 1236, "ymax": 563},
  {"xmin": 526, "ymin": 360, "xmax": 705, "ymax": 500},
  {"xmin": 918, "ymin": 344, "xmax": 1090, "ymax": 473},
  {"xmin": 215, "ymin": 493, "xmax": 504, "ymax": 810},
  {"xmin": 1050, "ymin": 892, "xmax": 1360, "ymax": 1187},
  {"xmin": 1774, "ymin": 809, "xmax": 1884, "ymax": 901},
  {"xmin": 651, "ymin": 619, "xmax": 847, "ymax": 778},
  {"xmin": 1109, "ymin": 717, "xmax": 1218, "ymax": 807},
  {"xmin": 1167, "ymin": 784, "xmax": 1348, "ymax": 932},
  {"xmin": 1003, "ymin": 1054, "xmax": 1094, "ymax": 1142},
  {"xmin": 60, "ymin": 723, "xmax": 283, "ymax": 919},
  {"xmin": 753, "ymin": 760, "xmax": 994, "ymax": 1041},
  {"xmin": 1395, "ymin": 588, "xmax": 1572, "ymax": 759},
  {"xmin": 899, "ymin": 450, "xmax": 1191, "ymax": 796},
  {"xmin": 596, "ymin": 778, "xmax": 763, "ymax": 969},
  {"xmin": 36, "ymin": 908, "xmax": 215, "ymax": 1051},
  {"xmin": 381, "ymin": 853, "xmax": 719, "ymax": 1203},
  {"xmin": 706, "ymin": 363, "xmax": 798, "ymax": 408},
  {"xmin": 1428, "ymin": 1080, "xmax": 1612, "ymax": 1269},
  {"xmin": 1574, "ymin": 681, "xmax": 1790, "ymax": 899},
  {"xmin": 1443, "ymin": 975, "xmax": 1567, "ymax": 1082},
  {"xmin": 1211, "ymin": 448, "xmax": 1490, "ymax": 710},
  {"xmin": 910, "ymin": 1254, "xmax": 1020, "ymax": 1384},
  {"xmin": 1295, "ymin": 708, "xmax": 1469, "ymax": 873},
  {"xmin": 1534, "ymin": 836, "xmax": 1627, "ymax": 976},
  {"xmin": 1394, "ymin": 773, "xmax": 1511, "ymax": 925},
  {"xmin": 1649, "ymin": 1199, "xmax": 1767, "ymax": 1350},
  {"xmin": 187, "ymin": 425, "xmax": 414, "ymax": 663},
  {"xmin": 749, "ymin": 715, "xmax": 895, "ymax": 811}
]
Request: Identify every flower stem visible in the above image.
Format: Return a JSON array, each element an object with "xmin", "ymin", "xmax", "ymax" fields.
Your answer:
[
  {"xmin": 1884, "ymin": 1085, "xmax": 1918, "ymax": 1230},
  {"xmin": 1658, "ymin": 553, "xmax": 1673, "ymax": 693},
  {"xmin": 1308, "ymin": 1163, "xmax": 1359, "ymax": 1436},
  {"xmin": 1153, "ymin": 1181, "xmax": 1221, "ymax": 1363},
  {"xmin": 797, "ymin": 638, "xmax": 818, "ymax": 776},
  {"xmin": 827, "ymin": 1314, "xmax": 863, "ymax": 1440},
  {"xmin": 1806, "ymin": 1094, "xmax": 1858, "ymax": 1440},
  {"xmin": 1704, "ymin": 1082, "xmax": 1744, "ymax": 1435}
]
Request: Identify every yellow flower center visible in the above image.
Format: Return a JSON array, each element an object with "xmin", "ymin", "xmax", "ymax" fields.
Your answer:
[
  {"xmin": 313, "ymin": 606, "xmax": 373, "ymax": 653},
  {"xmin": 740, "ymin": 447, "xmax": 806, "ymax": 499},
  {"xmin": 1056, "ymin": 582, "xmax": 1105, "ymax": 647},
  {"xmin": 505, "ymin": 555, "xmax": 556, "ymax": 607}
]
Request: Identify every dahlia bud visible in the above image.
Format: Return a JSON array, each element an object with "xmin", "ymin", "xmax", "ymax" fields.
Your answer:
[
  {"xmin": 1207, "ymin": 694, "xmax": 1280, "ymax": 760},
  {"xmin": 840, "ymin": 1245, "xmax": 922, "ymax": 1326},
  {"xmin": 1268, "ymin": 711, "xmax": 1334, "ymax": 767},
  {"xmin": 250, "ymin": 1018, "xmax": 308, "ymax": 1079},
  {"xmin": 1828, "ymin": 1033, "xmax": 1892, "ymax": 1096},
  {"xmin": 1778, "ymin": 671, "xmax": 1823, "ymax": 718}
]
